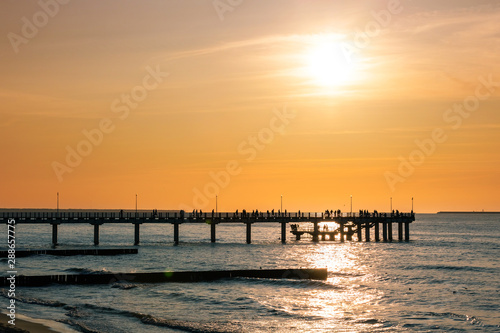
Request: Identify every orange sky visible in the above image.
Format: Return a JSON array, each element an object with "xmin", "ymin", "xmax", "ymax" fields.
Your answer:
[{"xmin": 1, "ymin": 1, "xmax": 499, "ymax": 213}]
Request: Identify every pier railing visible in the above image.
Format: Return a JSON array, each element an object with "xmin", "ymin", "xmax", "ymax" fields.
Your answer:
[{"xmin": 0, "ymin": 210, "xmax": 414, "ymax": 223}]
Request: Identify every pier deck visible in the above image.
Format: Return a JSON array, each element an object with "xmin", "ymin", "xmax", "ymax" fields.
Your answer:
[{"xmin": 1, "ymin": 210, "xmax": 415, "ymax": 246}]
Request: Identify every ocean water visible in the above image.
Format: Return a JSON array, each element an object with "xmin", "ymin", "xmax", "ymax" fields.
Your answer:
[{"xmin": 1, "ymin": 213, "xmax": 500, "ymax": 332}]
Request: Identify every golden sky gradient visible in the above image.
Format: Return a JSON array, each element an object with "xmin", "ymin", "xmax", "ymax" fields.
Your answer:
[{"xmin": 1, "ymin": 1, "xmax": 499, "ymax": 213}]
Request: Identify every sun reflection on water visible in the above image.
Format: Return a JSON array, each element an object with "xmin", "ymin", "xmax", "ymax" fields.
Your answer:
[{"xmin": 265, "ymin": 243, "xmax": 386, "ymax": 331}]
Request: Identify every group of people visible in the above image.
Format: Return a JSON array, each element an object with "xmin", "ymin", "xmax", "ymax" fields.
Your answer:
[
  {"xmin": 234, "ymin": 209, "xmax": 289, "ymax": 219},
  {"xmin": 188, "ymin": 209, "xmax": 300, "ymax": 220},
  {"xmin": 324, "ymin": 209, "xmax": 343, "ymax": 217},
  {"xmin": 323, "ymin": 209, "xmax": 407, "ymax": 218}
]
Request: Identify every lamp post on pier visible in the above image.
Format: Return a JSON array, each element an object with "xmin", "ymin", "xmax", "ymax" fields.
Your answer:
[
  {"xmin": 281, "ymin": 195, "xmax": 283, "ymax": 215},
  {"xmin": 350, "ymin": 195, "xmax": 352, "ymax": 217}
]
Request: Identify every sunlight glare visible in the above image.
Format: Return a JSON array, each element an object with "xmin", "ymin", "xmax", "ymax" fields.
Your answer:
[{"xmin": 304, "ymin": 36, "xmax": 358, "ymax": 90}]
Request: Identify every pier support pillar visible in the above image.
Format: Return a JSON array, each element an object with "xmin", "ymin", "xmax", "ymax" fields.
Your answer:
[
  {"xmin": 312, "ymin": 221, "xmax": 319, "ymax": 242},
  {"xmin": 51, "ymin": 224, "xmax": 58, "ymax": 246},
  {"xmin": 365, "ymin": 220, "xmax": 370, "ymax": 242},
  {"xmin": 346, "ymin": 226, "xmax": 353, "ymax": 241},
  {"xmin": 388, "ymin": 222, "xmax": 393, "ymax": 241},
  {"xmin": 398, "ymin": 222, "xmax": 403, "ymax": 241},
  {"xmin": 134, "ymin": 224, "xmax": 140, "ymax": 245},
  {"xmin": 374, "ymin": 222, "xmax": 380, "ymax": 242},
  {"xmin": 382, "ymin": 222, "xmax": 388, "ymax": 241},
  {"xmin": 246, "ymin": 223, "xmax": 252, "ymax": 244},
  {"xmin": 281, "ymin": 222, "xmax": 287, "ymax": 244},
  {"xmin": 339, "ymin": 223, "xmax": 344, "ymax": 242},
  {"xmin": 93, "ymin": 224, "xmax": 99, "ymax": 246},
  {"xmin": 357, "ymin": 223, "xmax": 362, "ymax": 242},
  {"xmin": 173, "ymin": 223, "xmax": 179, "ymax": 245},
  {"xmin": 404, "ymin": 222, "xmax": 410, "ymax": 241},
  {"xmin": 211, "ymin": 222, "xmax": 216, "ymax": 243}
]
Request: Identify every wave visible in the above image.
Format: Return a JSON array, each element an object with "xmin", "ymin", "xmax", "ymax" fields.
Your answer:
[
  {"xmin": 63, "ymin": 267, "xmax": 112, "ymax": 275},
  {"xmin": 78, "ymin": 303, "xmax": 241, "ymax": 333},
  {"xmin": 234, "ymin": 276, "xmax": 341, "ymax": 290},
  {"xmin": 403, "ymin": 264, "xmax": 498, "ymax": 274},
  {"xmin": 135, "ymin": 313, "xmax": 241, "ymax": 333},
  {"xmin": 58, "ymin": 319, "xmax": 103, "ymax": 333},
  {"xmin": 414, "ymin": 311, "xmax": 485, "ymax": 326},
  {"xmin": 5, "ymin": 291, "xmax": 242, "ymax": 333},
  {"xmin": 111, "ymin": 282, "xmax": 137, "ymax": 290},
  {"xmin": 353, "ymin": 318, "xmax": 385, "ymax": 325},
  {"xmin": 0, "ymin": 289, "xmax": 66, "ymax": 307}
]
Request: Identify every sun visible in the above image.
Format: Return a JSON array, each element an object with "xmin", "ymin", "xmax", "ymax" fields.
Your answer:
[{"xmin": 304, "ymin": 37, "xmax": 356, "ymax": 89}]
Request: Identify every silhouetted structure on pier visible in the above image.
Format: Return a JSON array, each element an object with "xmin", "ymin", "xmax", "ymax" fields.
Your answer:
[{"xmin": 290, "ymin": 211, "xmax": 415, "ymax": 242}]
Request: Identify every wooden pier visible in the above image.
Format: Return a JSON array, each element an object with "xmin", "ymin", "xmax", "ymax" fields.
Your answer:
[{"xmin": 1, "ymin": 210, "xmax": 415, "ymax": 246}]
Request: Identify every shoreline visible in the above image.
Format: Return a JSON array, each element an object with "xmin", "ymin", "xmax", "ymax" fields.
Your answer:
[{"xmin": 1, "ymin": 311, "xmax": 79, "ymax": 333}]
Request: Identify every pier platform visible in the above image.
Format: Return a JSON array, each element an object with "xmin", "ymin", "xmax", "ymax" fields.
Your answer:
[{"xmin": 1, "ymin": 210, "xmax": 415, "ymax": 246}]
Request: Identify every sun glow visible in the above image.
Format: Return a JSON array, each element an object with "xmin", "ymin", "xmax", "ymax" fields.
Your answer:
[{"xmin": 304, "ymin": 36, "xmax": 358, "ymax": 89}]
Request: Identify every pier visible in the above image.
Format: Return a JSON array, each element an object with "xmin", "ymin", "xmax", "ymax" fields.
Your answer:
[{"xmin": 1, "ymin": 210, "xmax": 415, "ymax": 246}]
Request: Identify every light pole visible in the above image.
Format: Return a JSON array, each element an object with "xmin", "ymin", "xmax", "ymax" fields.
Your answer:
[
  {"xmin": 350, "ymin": 195, "xmax": 352, "ymax": 216},
  {"xmin": 412, "ymin": 197, "xmax": 414, "ymax": 213},
  {"xmin": 390, "ymin": 197, "xmax": 392, "ymax": 212},
  {"xmin": 281, "ymin": 195, "xmax": 283, "ymax": 215},
  {"xmin": 135, "ymin": 194, "xmax": 137, "ymax": 213},
  {"xmin": 216, "ymin": 195, "xmax": 218, "ymax": 214},
  {"xmin": 57, "ymin": 192, "xmax": 59, "ymax": 214}
]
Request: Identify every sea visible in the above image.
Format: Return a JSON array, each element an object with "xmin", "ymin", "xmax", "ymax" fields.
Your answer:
[{"xmin": 1, "ymin": 212, "xmax": 499, "ymax": 332}]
